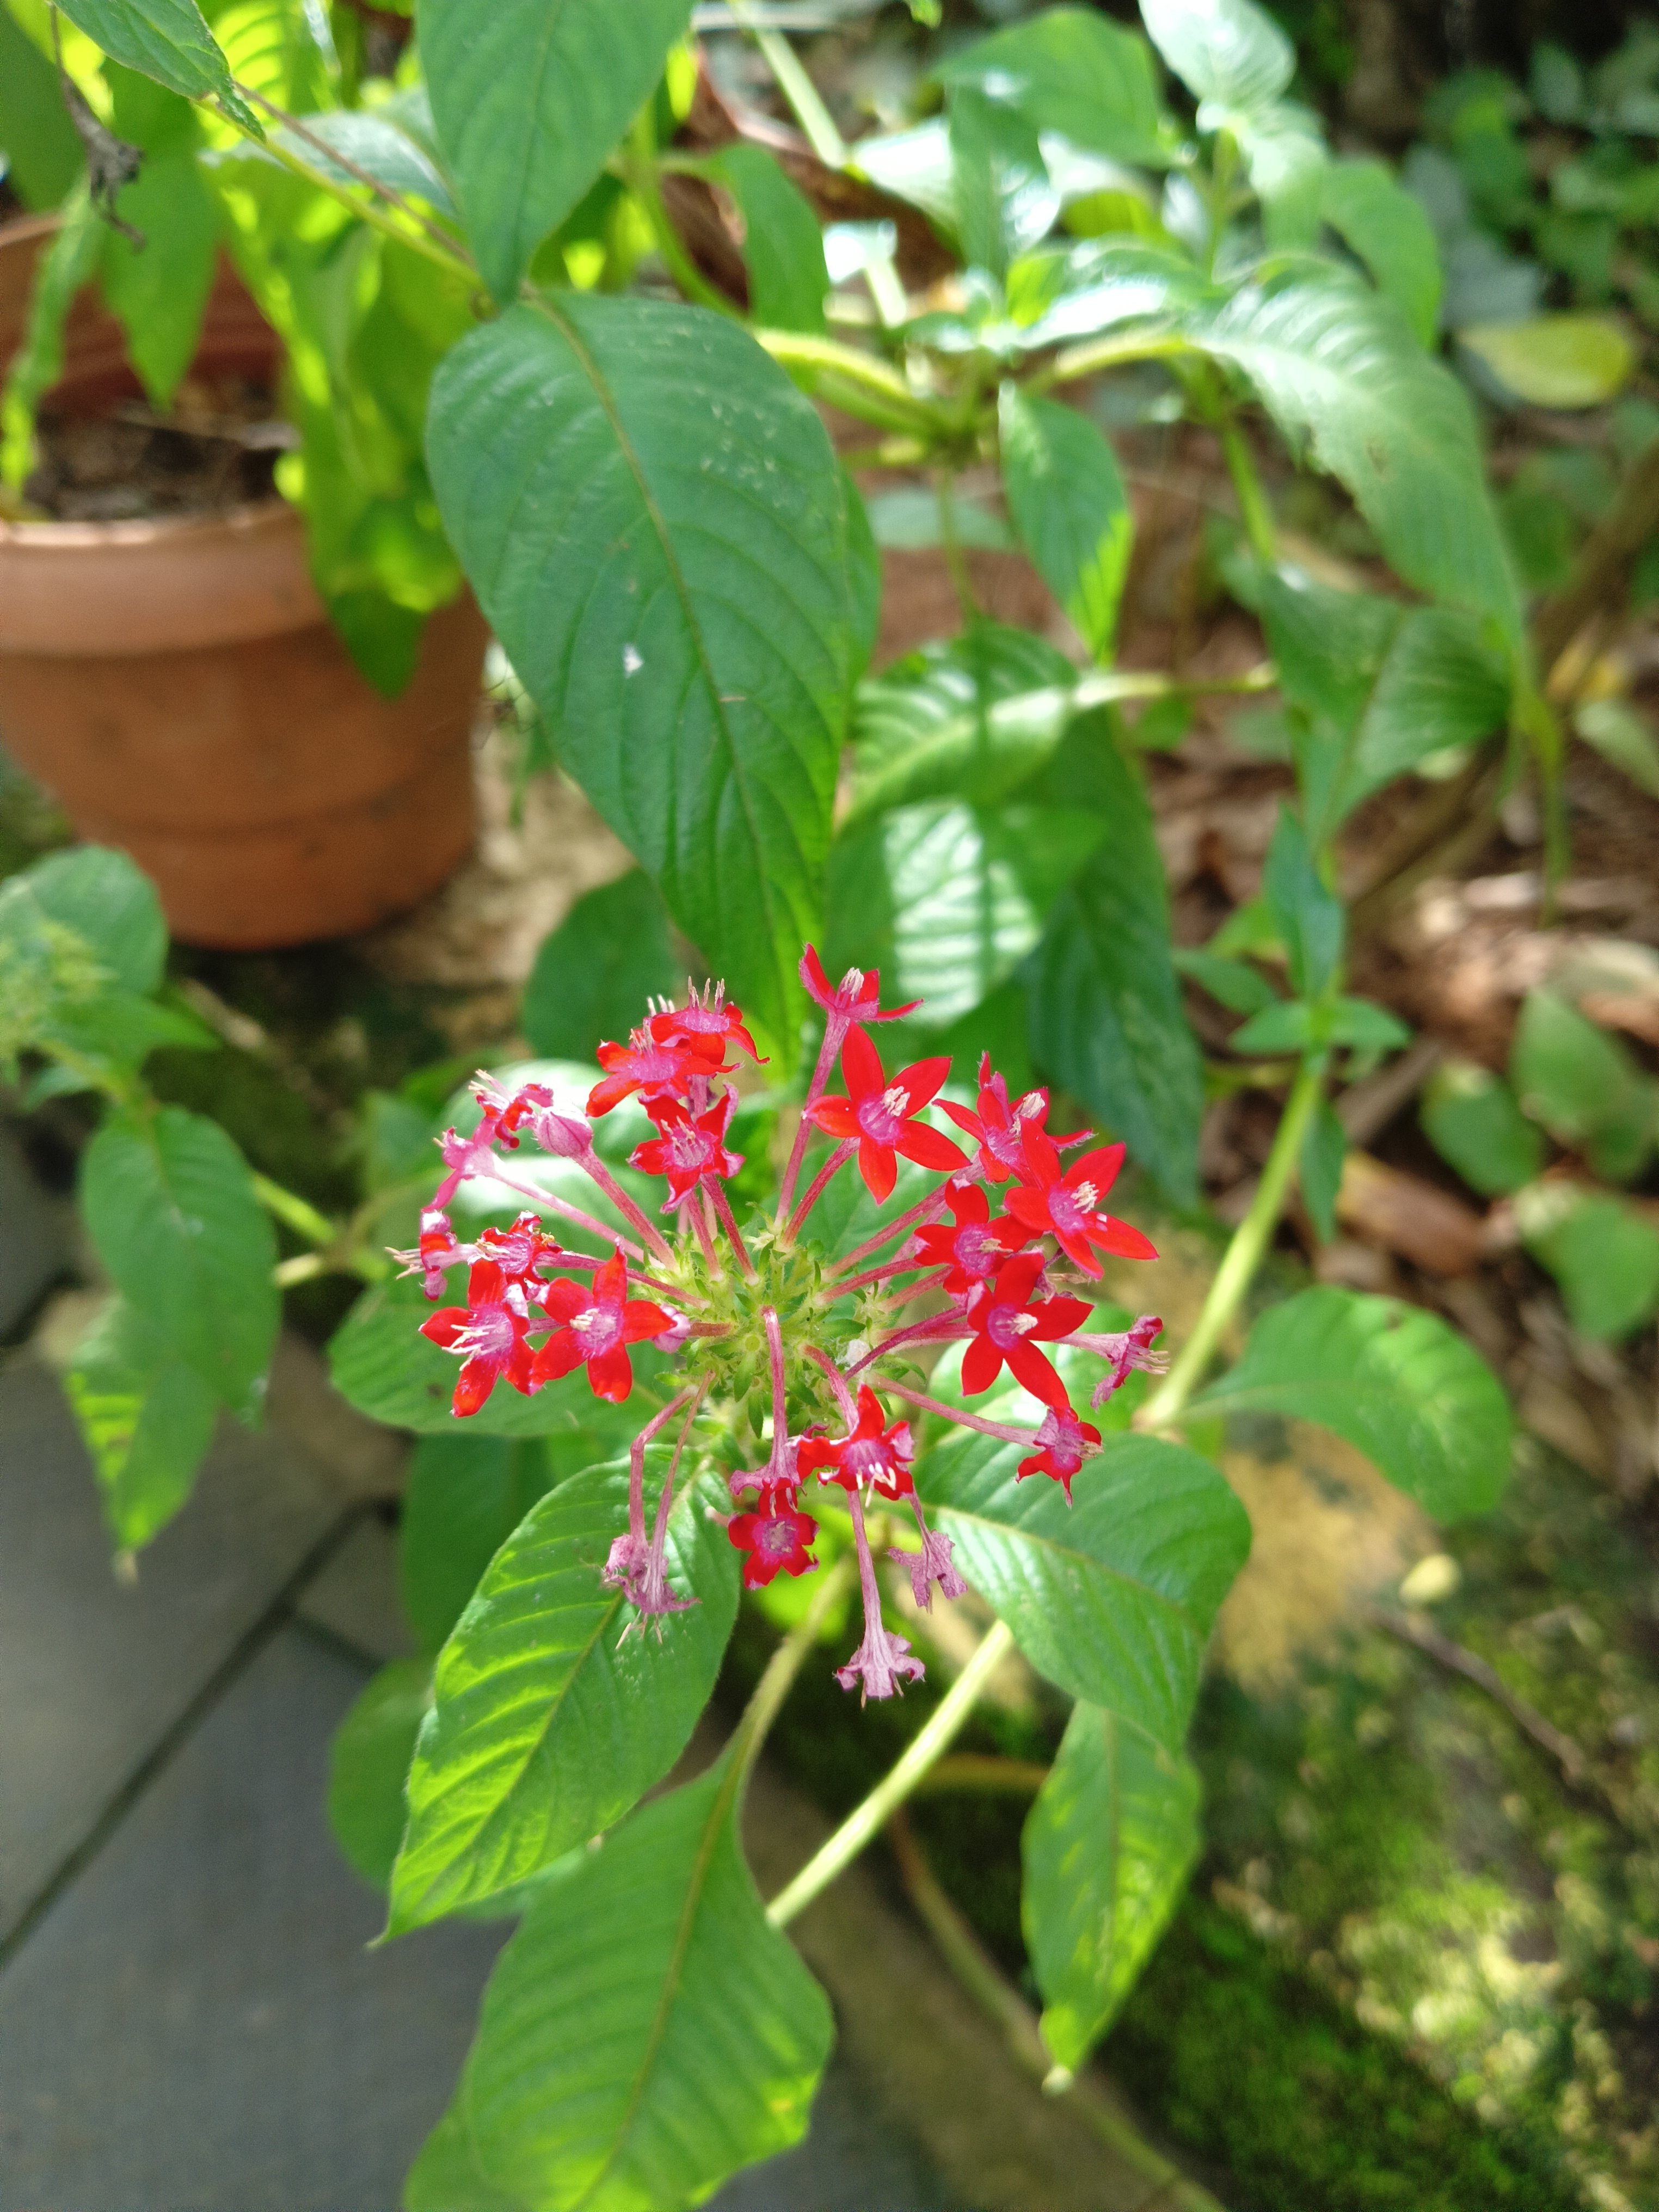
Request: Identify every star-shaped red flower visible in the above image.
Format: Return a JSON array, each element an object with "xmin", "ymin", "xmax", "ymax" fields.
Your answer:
[
  {"xmin": 647, "ymin": 982, "xmax": 762, "ymax": 1066},
  {"xmin": 960, "ymin": 1251, "xmax": 1092, "ymax": 1409},
  {"xmin": 804, "ymin": 1029, "xmax": 965, "ymax": 1202},
  {"xmin": 587, "ymin": 1031, "xmax": 708, "ymax": 1117},
  {"xmin": 419, "ymin": 1258, "xmax": 536, "ymax": 1417},
  {"xmin": 728, "ymin": 1497, "xmax": 819, "ymax": 1587},
  {"xmin": 529, "ymin": 1251, "xmax": 674, "ymax": 1403},
  {"xmin": 1005, "ymin": 1128, "xmax": 1158, "ymax": 1276},
  {"xmin": 630, "ymin": 1090, "xmax": 744, "ymax": 1209},
  {"xmin": 938, "ymin": 1054, "xmax": 1068, "ymax": 1182},
  {"xmin": 797, "ymin": 1385, "xmax": 915, "ymax": 1500},
  {"xmin": 911, "ymin": 1181, "xmax": 1031, "ymax": 1297},
  {"xmin": 1017, "ymin": 1404, "xmax": 1102, "ymax": 1501}
]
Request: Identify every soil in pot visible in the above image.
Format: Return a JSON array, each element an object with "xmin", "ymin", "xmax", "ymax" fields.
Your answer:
[{"xmin": 0, "ymin": 214, "xmax": 486, "ymax": 951}]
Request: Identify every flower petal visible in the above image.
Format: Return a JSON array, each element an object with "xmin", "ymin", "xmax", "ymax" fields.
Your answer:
[
  {"xmin": 1068, "ymin": 1141, "xmax": 1126, "ymax": 1198},
  {"xmin": 1093, "ymin": 1215, "xmax": 1159, "ymax": 1261},
  {"xmin": 893, "ymin": 1123, "xmax": 968, "ymax": 1172},
  {"xmin": 623, "ymin": 1299, "xmax": 674, "ymax": 1342},
  {"xmin": 530, "ymin": 1328, "xmax": 582, "ymax": 1385},
  {"xmin": 806, "ymin": 1095, "xmax": 860, "ymax": 1139},
  {"xmin": 586, "ymin": 1342, "xmax": 634, "ymax": 1403},
  {"xmin": 960, "ymin": 1332, "xmax": 1004, "ymax": 1396},
  {"xmin": 419, "ymin": 1306, "xmax": 470, "ymax": 1348},
  {"xmin": 1005, "ymin": 1338, "xmax": 1069, "ymax": 1408},
  {"xmin": 858, "ymin": 1137, "xmax": 897, "ymax": 1202},
  {"xmin": 896, "ymin": 1055, "xmax": 953, "ymax": 1111},
  {"xmin": 841, "ymin": 1024, "xmax": 884, "ymax": 1100},
  {"xmin": 452, "ymin": 1358, "xmax": 498, "ymax": 1417}
]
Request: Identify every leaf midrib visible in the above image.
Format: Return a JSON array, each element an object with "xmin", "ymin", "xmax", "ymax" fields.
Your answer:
[{"xmin": 935, "ymin": 1497, "xmax": 1205, "ymax": 1633}]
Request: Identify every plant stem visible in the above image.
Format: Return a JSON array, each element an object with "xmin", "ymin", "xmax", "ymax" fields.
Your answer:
[
  {"xmin": 935, "ymin": 468, "xmax": 981, "ymax": 623},
  {"xmin": 1219, "ymin": 415, "xmax": 1276, "ymax": 564},
  {"xmin": 1139, "ymin": 1059, "xmax": 1323, "ymax": 1428},
  {"xmin": 252, "ymin": 1173, "xmax": 335, "ymax": 1250},
  {"xmin": 729, "ymin": 1549, "xmax": 859, "ymax": 1774},
  {"xmin": 767, "ymin": 1617, "xmax": 1016, "ymax": 1928},
  {"xmin": 1029, "ymin": 331, "xmax": 1194, "ymax": 394},
  {"xmin": 753, "ymin": 330, "xmax": 942, "ymax": 433}
]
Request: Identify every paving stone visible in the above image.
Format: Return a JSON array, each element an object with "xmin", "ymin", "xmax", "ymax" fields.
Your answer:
[
  {"xmin": 0, "ymin": 1626, "xmax": 506, "ymax": 2212},
  {"xmin": 0, "ymin": 1359, "xmax": 343, "ymax": 1942},
  {"xmin": 296, "ymin": 1511, "xmax": 416, "ymax": 1665},
  {"xmin": 0, "ymin": 1124, "xmax": 70, "ymax": 1338}
]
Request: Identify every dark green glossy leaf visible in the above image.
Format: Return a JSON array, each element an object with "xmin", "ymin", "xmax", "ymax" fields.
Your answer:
[
  {"xmin": 1023, "ymin": 1704, "xmax": 1200, "ymax": 2071},
  {"xmin": 405, "ymin": 1755, "xmax": 831, "ymax": 2211},
  {"xmin": 1025, "ymin": 713, "xmax": 1203, "ymax": 1206},
  {"xmin": 702, "ymin": 143, "xmax": 827, "ymax": 334},
  {"xmin": 328, "ymin": 1657, "xmax": 432, "ymax": 1891},
  {"xmin": 274, "ymin": 108, "xmax": 457, "ymax": 218},
  {"xmin": 1188, "ymin": 1286, "xmax": 1512, "ymax": 1519},
  {"xmin": 81, "ymin": 1107, "xmax": 277, "ymax": 1423},
  {"xmin": 417, "ymin": 0, "xmax": 691, "ymax": 301},
  {"xmin": 521, "ymin": 871, "xmax": 679, "ymax": 1065},
  {"xmin": 56, "ymin": 0, "xmax": 252, "ymax": 123},
  {"xmin": 1421, "ymin": 1060, "xmax": 1546, "ymax": 1197},
  {"xmin": 388, "ymin": 1458, "xmax": 739, "ymax": 1933},
  {"xmin": 999, "ymin": 386, "xmax": 1133, "ymax": 660},
  {"xmin": 426, "ymin": 298, "xmax": 851, "ymax": 1051},
  {"xmin": 63, "ymin": 1294, "xmax": 219, "ymax": 1551},
  {"xmin": 915, "ymin": 1429, "xmax": 1251, "ymax": 1750},
  {"xmin": 849, "ymin": 624, "xmax": 1078, "ymax": 820},
  {"xmin": 938, "ymin": 7, "xmax": 1171, "ymax": 168},
  {"xmin": 1262, "ymin": 805, "xmax": 1343, "ymax": 1001}
]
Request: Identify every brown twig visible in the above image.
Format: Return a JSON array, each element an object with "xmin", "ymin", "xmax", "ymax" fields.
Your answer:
[
  {"xmin": 1367, "ymin": 1605, "xmax": 1592, "ymax": 1787},
  {"xmin": 886, "ymin": 1810, "xmax": 1230, "ymax": 2212}
]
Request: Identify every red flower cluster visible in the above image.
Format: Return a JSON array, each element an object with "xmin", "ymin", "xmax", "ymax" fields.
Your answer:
[{"xmin": 396, "ymin": 953, "xmax": 1166, "ymax": 1704}]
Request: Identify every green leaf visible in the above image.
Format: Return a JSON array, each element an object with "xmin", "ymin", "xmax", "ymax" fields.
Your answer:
[
  {"xmin": 329, "ymin": 1657, "xmax": 431, "ymax": 1891},
  {"xmin": 1262, "ymin": 805, "xmax": 1343, "ymax": 1001},
  {"xmin": 1259, "ymin": 571, "xmax": 1510, "ymax": 838},
  {"xmin": 1299, "ymin": 1093, "xmax": 1346, "ymax": 1243},
  {"xmin": 1227, "ymin": 998, "xmax": 1311, "ymax": 1055},
  {"xmin": 81, "ymin": 1107, "xmax": 278, "ymax": 1423},
  {"xmin": 1319, "ymin": 158, "xmax": 1442, "ymax": 346},
  {"xmin": 388, "ymin": 1457, "xmax": 739, "ymax": 1933},
  {"xmin": 426, "ymin": 297, "xmax": 851, "ymax": 1053},
  {"xmin": 849, "ymin": 623, "xmax": 1079, "ymax": 821},
  {"xmin": 1023, "ymin": 1705, "xmax": 1200, "ymax": 2072},
  {"xmin": 1140, "ymin": 0, "xmax": 1293, "ymax": 112},
  {"xmin": 1460, "ymin": 315, "xmax": 1635, "ymax": 410},
  {"xmin": 702, "ymin": 143, "xmax": 827, "ymax": 334},
  {"xmin": 63, "ymin": 1294, "xmax": 219, "ymax": 1550},
  {"xmin": 417, "ymin": 0, "xmax": 690, "ymax": 302},
  {"xmin": 938, "ymin": 7, "xmax": 1172, "ymax": 168},
  {"xmin": 272, "ymin": 109, "xmax": 458, "ymax": 219},
  {"xmin": 1511, "ymin": 990, "xmax": 1656, "ymax": 1185},
  {"xmin": 400, "ymin": 1431, "xmax": 605, "ymax": 1655},
  {"xmin": 99, "ymin": 150, "xmax": 222, "ymax": 409},
  {"xmin": 521, "ymin": 871, "xmax": 679, "ymax": 1065},
  {"xmin": 1189, "ymin": 278, "xmax": 1523, "ymax": 643},
  {"xmin": 1025, "ymin": 711, "xmax": 1204, "ymax": 1206},
  {"xmin": 842, "ymin": 465, "xmax": 881, "ymax": 684},
  {"xmin": 56, "ymin": 0, "xmax": 251, "ymax": 123},
  {"xmin": 948, "ymin": 83, "xmax": 1056, "ymax": 279},
  {"xmin": 1188, "ymin": 1286, "xmax": 1513, "ymax": 1519},
  {"xmin": 1327, "ymin": 996, "xmax": 1411, "ymax": 1051},
  {"xmin": 1575, "ymin": 697, "xmax": 1659, "ymax": 800},
  {"xmin": 405, "ymin": 1756, "xmax": 831, "ymax": 2212},
  {"xmin": 915, "ymin": 1430, "xmax": 1250, "ymax": 1751},
  {"xmin": 328, "ymin": 1270, "xmax": 664, "ymax": 1437},
  {"xmin": 826, "ymin": 798, "xmax": 1105, "ymax": 1030},
  {"xmin": 999, "ymin": 386, "xmax": 1133, "ymax": 660},
  {"xmin": 0, "ymin": 4, "xmax": 83, "ymax": 209},
  {"xmin": 1, "ymin": 177, "xmax": 103, "ymax": 492},
  {"xmin": 1421, "ymin": 1060, "xmax": 1547, "ymax": 1197},
  {"xmin": 1517, "ymin": 1185, "xmax": 1659, "ymax": 1343},
  {"xmin": 1172, "ymin": 948, "xmax": 1279, "ymax": 1015},
  {"xmin": 11, "ymin": 843, "xmax": 167, "ymax": 994}
]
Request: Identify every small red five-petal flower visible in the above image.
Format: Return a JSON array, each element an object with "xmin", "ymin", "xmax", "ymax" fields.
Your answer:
[
  {"xmin": 529, "ymin": 1251, "xmax": 674, "ymax": 1403},
  {"xmin": 797, "ymin": 1385, "xmax": 915, "ymax": 1500},
  {"xmin": 630, "ymin": 1091, "xmax": 744, "ymax": 1210},
  {"xmin": 1004, "ymin": 1128, "xmax": 1158, "ymax": 1277},
  {"xmin": 728, "ymin": 1497, "xmax": 820, "ymax": 1588},
  {"xmin": 960, "ymin": 1250, "xmax": 1093, "ymax": 1409},
  {"xmin": 805, "ymin": 1029, "xmax": 965, "ymax": 1202},
  {"xmin": 1017, "ymin": 1404, "xmax": 1103, "ymax": 1501},
  {"xmin": 419, "ymin": 1258, "xmax": 536, "ymax": 1417},
  {"xmin": 910, "ymin": 1180, "xmax": 1031, "ymax": 1297}
]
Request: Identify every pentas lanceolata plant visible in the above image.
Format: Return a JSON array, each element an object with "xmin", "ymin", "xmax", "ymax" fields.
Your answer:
[{"xmin": 398, "ymin": 948, "xmax": 1165, "ymax": 1702}]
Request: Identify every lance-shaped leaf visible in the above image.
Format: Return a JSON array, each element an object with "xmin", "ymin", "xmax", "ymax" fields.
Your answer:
[
  {"xmin": 1187, "ymin": 1285, "xmax": 1513, "ymax": 1519},
  {"xmin": 938, "ymin": 6, "xmax": 1171, "ymax": 168},
  {"xmin": 417, "ymin": 0, "xmax": 691, "ymax": 302},
  {"xmin": 405, "ymin": 1754, "xmax": 832, "ymax": 2211},
  {"xmin": 427, "ymin": 298, "xmax": 850, "ymax": 1050},
  {"xmin": 63, "ymin": 1294, "xmax": 219, "ymax": 1551},
  {"xmin": 915, "ymin": 1430, "xmax": 1250, "ymax": 1752},
  {"xmin": 1023, "ymin": 1704, "xmax": 1200, "ymax": 2071},
  {"xmin": 80, "ymin": 1107, "xmax": 277, "ymax": 1425},
  {"xmin": 1000, "ymin": 386, "xmax": 1134, "ymax": 660},
  {"xmin": 387, "ymin": 1458, "xmax": 739, "ymax": 1934},
  {"xmin": 698, "ymin": 144, "xmax": 828, "ymax": 334},
  {"xmin": 1025, "ymin": 711, "xmax": 1204, "ymax": 1207},
  {"xmin": 1262, "ymin": 804, "xmax": 1343, "ymax": 1000},
  {"xmin": 1320, "ymin": 158, "xmax": 1442, "ymax": 346},
  {"xmin": 849, "ymin": 623, "xmax": 1078, "ymax": 820},
  {"xmin": 1189, "ymin": 278, "xmax": 1523, "ymax": 643},
  {"xmin": 55, "ymin": 0, "xmax": 253, "ymax": 124},
  {"xmin": 1141, "ymin": 0, "xmax": 1293, "ymax": 112}
]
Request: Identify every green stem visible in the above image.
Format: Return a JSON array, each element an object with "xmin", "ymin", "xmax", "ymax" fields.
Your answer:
[
  {"xmin": 935, "ymin": 469, "xmax": 980, "ymax": 622},
  {"xmin": 252, "ymin": 1173, "xmax": 336, "ymax": 1251},
  {"xmin": 1029, "ymin": 331, "xmax": 1194, "ymax": 395},
  {"xmin": 729, "ymin": 1551, "xmax": 859, "ymax": 1774},
  {"xmin": 767, "ymin": 1617, "xmax": 1016, "ymax": 1928},
  {"xmin": 753, "ymin": 329, "xmax": 942, "ymax": 433},
  {"xmin": 1219, "ymin": 415, "xmax": 1276, "ymax": 565},
  {"xmin": 1139, "ymin": 1059, "xmax": 1323, "ymax": 1428}
]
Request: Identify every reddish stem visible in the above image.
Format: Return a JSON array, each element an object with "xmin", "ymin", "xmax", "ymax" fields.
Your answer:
[
  {"xmin": 709, "ymin": 1181, "xmax": 757, "ymax": 1277},
  {"xmin": 845, "ymin": 1313, "xmax": 972, "ymax": 1377},
  {"xmin": 480, "ymin": 1167, "xmax": 647, "ymax": 1264},
  {"xmin": 626, "ymin": 1386, "xmax": 701, "ymax": 1547},
  {"xmin": 804, "ymin": 1341, "xmax": 858, "ymax": 1427},
  {"xmin": 775, "ymin": 1024, "xmax": 841, "ymax": 1225},
  {"xmin": 825, "ymin": 1182, "xmax": 955, "ymax": 1278},
  {"xmin": 784, "ymin": 1139, "xmax": 857, "ymax": 1241},
  {"xmin": 881, "ymin": 1380, "xmax": 1062, "ymax": 1451},
  {"xmin": 830, "ymin": 1259, "xmax": 945, "ymax": 1299}
]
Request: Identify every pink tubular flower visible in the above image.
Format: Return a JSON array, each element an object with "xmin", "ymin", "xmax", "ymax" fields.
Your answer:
[
  {"xmin": 728, "ymin": 1496, "xmax": 820, "ymax": 1588},
  {"xmin": 530, "ymin": 1251, "xmax": 675, "ymax": 1403},
  {"xmin": 630, "ymin": 1090, "xmax": 744, "ymax": 1211},
  {"xmin": 938, "ymin": 1054, "xmax": 1069, "ymax": 1182},
  {"xmin": 419, "ymin": 1258, "xmax": 537, "ymax": 1417},
  {"xmin": 797, "ymin": 1384, "xmax": 915, "ymax": 1500},
  {"xmin": 475, "ymin": 1211, "xmax": 563, "ymax": 1282},
  {"xmin": 960, "ymin": 1251, "xmax": 1093, "ymax": 1409},
  {"xmin": 910, "ymin": 1180, "xmax": 1030, "ymax": 1298},
  {"xmin": 800, "ymin": 946, "xmax": 920, "ymax": 1031},
  {"xmin": 1018, "ymin": 1405, "xmax": 1103, "ymax": 1501},
  {"xmin": 648, "ymin": 981, "xmax": 763, "ymax": 1067},
  {"xmin": 805, "ymin": 1029, "xmax": 965, "ymax": 1203},
  {"xmin": 837, "ymin": 1485, "xmax": 926, "ymax": 1703},
  {"xmin": 587, "ymin": 1031, "xmax": 708, "ymax": 1117},
  {"xmin": 1069, "ymin": 1313, "xmax": 1168, "ymax": 1408},
  {"xmin": 393, "ymin": 1207, "xmax": 470, "ymax": 1299},
  {"xmin": 1004, "ymin": 1128, "xmax": 1159, "ymax": 1277},
  {"xmin": 890, "ymin": 1507, "xmax": 967, "ymax": 1610}
]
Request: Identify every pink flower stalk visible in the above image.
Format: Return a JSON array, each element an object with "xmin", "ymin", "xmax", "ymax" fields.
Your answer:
[{"xmin": 395, "ymin": 945, "xmax": 1163, "ymax": 1706}]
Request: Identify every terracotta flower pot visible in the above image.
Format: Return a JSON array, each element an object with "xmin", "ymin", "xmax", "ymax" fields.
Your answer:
[{"xmin": 0, "ymin": 214, "xmax": 485, "ymax": 948}]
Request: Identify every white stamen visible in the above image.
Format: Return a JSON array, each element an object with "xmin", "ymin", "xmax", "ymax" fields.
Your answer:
[
  {"xmin": 1015, "ymin": 1092, "xmax": 1044, "ymax": 1120},
  {"xmin": 571, "ymin": 1308, "xmax": 604, "ymax": 1336},
  {"xmin": 880, "ymin": 1084, "xmax": 911, "ymax": 1117},
  {"xmin": 1010, "ymin": 1311, "xmax": 1040, "ymax": 1335},
  {"xmin": 839, "ymin": 964, "xmax": 865, "ymax": 994},
  {"xmin": 1073, "ymin": 1182, "xmax": 1099, "ymax": 1209}
]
